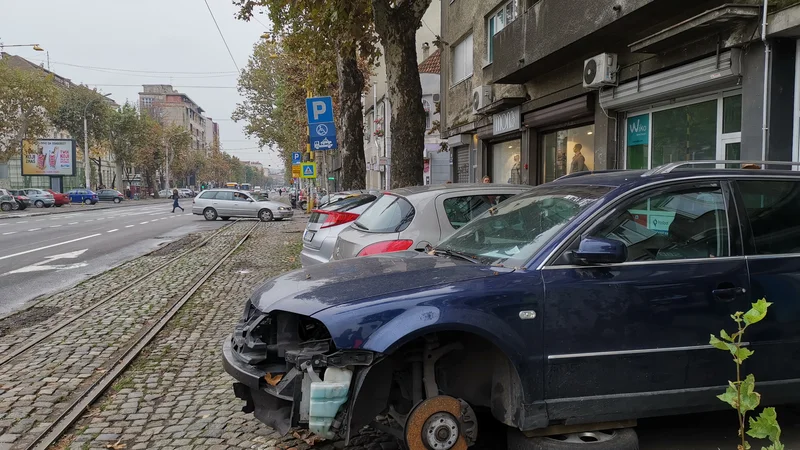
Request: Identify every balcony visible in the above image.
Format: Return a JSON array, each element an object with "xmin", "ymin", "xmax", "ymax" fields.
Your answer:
[{"xmin": 491, "ymin": 0, "xmax": 735, "ymax": 85}]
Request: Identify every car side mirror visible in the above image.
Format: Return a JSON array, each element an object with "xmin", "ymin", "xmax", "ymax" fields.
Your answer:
[{"xmin": 574, "ymin": 236, "xmax": 627, "ymax": 265}]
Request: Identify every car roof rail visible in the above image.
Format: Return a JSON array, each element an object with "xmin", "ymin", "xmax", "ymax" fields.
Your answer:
[
  {"xmin": 556, "ymin": 169, "xmax": 626, "ymax": 181},
  {"xmin": 643, "ymin": 160, "xmax": 800, "ymax": 176}
]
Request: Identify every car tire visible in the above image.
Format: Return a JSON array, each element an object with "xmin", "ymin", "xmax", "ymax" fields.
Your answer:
[
  {"xmin": 221, "ymin": 217, "xmax": 230, "ymax": 221},
  {"xmin": 84, "ymin": 198, "xmax": 92, "ymax": 205},
  {"xmin": 259, "ymin": 209, "xmax": 273, "ymax": 222},
  {"xmin": 299, "ymin": 201, "xmax": 307, "ymax": 210},
  {"xmin": 203, "ymin": 208, "xmax": 218, "ymax": 221},
  {"xmin": 1, "ymin": 202, "xmax": 12, "ymax": 212},
  {"xmin": 18, "ymin": 204, "xmax": 27, "ymax": 210},
  {"xmin": 507, "ymin": 428, "xmax": 639, "ymax": 450},
  {"xmin": 35, "ymin": 200, "xmax": 44, "ymax": 208},
  {"xmin": 113, "ymin": 198, "xmax": 121, "ymax": 203},
  {"xmin": 55, "ymin": 204, "xmax": 62, "ymax": 207}
]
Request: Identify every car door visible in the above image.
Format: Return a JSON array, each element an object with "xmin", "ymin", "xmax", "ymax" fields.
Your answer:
[
  {"xmin": 540, "ymin": 181, "xmax": 751, "ymax": 422},
  {"xmin": 733, "ymin": 178, "xmax": 800, "ymax": 392},
  {"xmin": 212, "ymin": 191, "xmax": 234, "ymax": 216},
  {"xmin": 232, "ymin": 192, "xmax": 256, "ymax": 217}
]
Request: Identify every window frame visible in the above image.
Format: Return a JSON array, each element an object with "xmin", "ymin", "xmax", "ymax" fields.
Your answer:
[
  {"xmin": 486, "ymin": 0, "xmax": 516, "ymax": 64},
  {"xmin": 451, "ymin": 33, "xmax": 474, "ymax": 86},
  {"xmin": 732, "ymin": 177, "xmax": 800, "ymax": 258},
  {"xmin": 545, "ymin": 180, "xmax": 743, "ymax": 268}
]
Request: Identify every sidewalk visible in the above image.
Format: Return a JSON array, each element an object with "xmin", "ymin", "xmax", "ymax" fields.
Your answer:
[{"xmin": 0, "ymin": 198, "xmax": 173, "ymax": 220}]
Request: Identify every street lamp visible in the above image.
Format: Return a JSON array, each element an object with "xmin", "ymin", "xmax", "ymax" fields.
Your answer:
[{"xmin": 83, "ymin": 93, "xmax": 112, "ymax": 189}]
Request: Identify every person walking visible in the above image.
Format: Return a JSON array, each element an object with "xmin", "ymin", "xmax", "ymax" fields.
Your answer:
[{"xmin": 171, "ymin": 188, "xmax": 184, "ymax": 213}]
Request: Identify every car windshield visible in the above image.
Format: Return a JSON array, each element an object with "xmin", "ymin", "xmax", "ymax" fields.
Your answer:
[
  {"xmin": 436, "ymin": 185, "xmax": 613, "ymax": 267},
  {"xmin": 251, "ymin": 193, "xmax": 269, "ymax": 201}
]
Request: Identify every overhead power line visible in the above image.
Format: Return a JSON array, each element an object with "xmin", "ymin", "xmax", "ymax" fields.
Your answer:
[
  {"xmin": 28, "ymin": 59, "xmax": 237, "ymax": 75},
  {"xmin": 203, "ymin": 0, "xmax": 241, "ymax": 73},
  {"xmin": 82, "ymin": 84, "xmax": 237, "ymax": 89}
]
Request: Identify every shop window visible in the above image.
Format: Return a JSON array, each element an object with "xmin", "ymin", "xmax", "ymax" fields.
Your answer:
[
  {"xmin": 487, "ymin": 1, "xmax": 515, "ymax": 63},
  {"xmin": 491, "ymin": 140, "xmax": 521, "ymax": 184},
  {"xmin": 652, "ymin": 99, "xmax": 717, "ymax": 166},
  {"xmin": 723, "ymin": 95, "xmax": 742, "ymax": 134},
  {"xmin": 542, "ymin": 124, "xmax": 595, "ymax": 183},
  {"xmin": 452, "ymin": 33, "xmax": 474, "ymax": 85}
]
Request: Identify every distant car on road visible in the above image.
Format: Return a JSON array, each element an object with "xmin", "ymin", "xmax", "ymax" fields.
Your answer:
[
  {"xmin": 8, "ymin": 190, "xmax": 31, "ymax": 210},
  {"xmin": 68, "ymin": 189, "xmax": 98, "ymax": 205},
  {"xmin": 178, "ymin": 188, "xmax": 194, "ymax": 198},
  {"xmin": 46, "ymin": 189, "xmax": 70, "ymax": 207},
  {"xmin": 20, "ymin": 188, "xmax": 55, "ymax": 208},
  {"xmin": 97, "ymin": 189, "xmax": 125, "ymax": 203},
  {"xmin": 332, "ymin": 184, "xmax": 530, "ymax": 260},
  {"xmin": 192, "ymin": 188, "xmax": 292, "ymax": 222},
  {"xmin": 301, "ymin": 193, "xmax": 379, "ymax": 267}
]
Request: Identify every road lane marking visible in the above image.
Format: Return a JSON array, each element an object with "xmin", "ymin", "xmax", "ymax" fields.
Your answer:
[
  {"xmin": 68, "ymin": 222, "xmax": 78, "ymax": 225},
  {"xmin": 125, "ymin": 225, "xmax": 134, "ymax": 228},
  {"xmin": 16, "ymin": 221, "xmax": 27, "ymax": 224},
  {"xmin": 6, "ymin": 249, "xmax": 89, "ymax": 274},
  {"xmin": 107, "ymin": 229, "xmax": 118, "ymax": 233},
  {"xmin": 28, "ymin": 228, "xmax": 42, "ymax": 231},
  {"xmin": 35, "ymin": 219, "xmax": 44, "ymax": 222},
  {"xmin": 85, "ymin": 220, "xmax": 94, "ymax": 222},
  {"xmin": 0, "ymin": 234, "xmax": 101, "ymax": 261},
  {"xmin": 140, "ymin": 221, "xmax": 149, "ymax": 224},
  {"xmin": 50, "ymin": 225, "xmax": 62, "ymax": 228},
  {"xmin": 2, "ymin": 232, "xmax": 16, "ymax": 235}
]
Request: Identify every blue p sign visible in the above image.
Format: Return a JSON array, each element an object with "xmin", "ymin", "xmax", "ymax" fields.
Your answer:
[{"xmin": 306, "ymin": 97, "xmax": 334, "ymax": 124}]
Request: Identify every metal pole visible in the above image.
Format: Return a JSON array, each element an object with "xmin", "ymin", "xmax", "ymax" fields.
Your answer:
[
  {"xmin": 761, "ymin": 0, "xmax": 770, "ymax": 161},
  {"xmin": 83, "ymin": 115, "xmax": 90, "ymax": 189}
]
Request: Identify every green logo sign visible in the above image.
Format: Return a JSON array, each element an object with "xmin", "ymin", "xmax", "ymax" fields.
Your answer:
[{"xmin": 627, "ymin": 114, "xmax": 649, "ymax": 147}]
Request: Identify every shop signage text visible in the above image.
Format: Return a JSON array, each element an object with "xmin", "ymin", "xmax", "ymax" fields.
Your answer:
[
  {"xmin": 627, "ymin": 114, "xmax": 649, "ymax": 147},
  {"xmin": 493, "ymin": 107, "xmax": 521, "ymax": 136}
]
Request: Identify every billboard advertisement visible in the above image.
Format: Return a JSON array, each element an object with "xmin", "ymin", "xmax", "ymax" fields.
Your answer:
[{"xmin": 21, "ymin": 139, "xmax": 77, "ymax": 176}]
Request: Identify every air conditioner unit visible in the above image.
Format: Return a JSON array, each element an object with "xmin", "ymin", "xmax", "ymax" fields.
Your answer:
[
  {"xmin": 472, "ymin": 85, "xmax": 493, "ymax": 114},
  {"xmin": 432, "ymin": 93, "xmax": 441, "ymax": 103},
  {"xmin": 583, "ymin": 53, "xmax": 618, "ymax": 89}
]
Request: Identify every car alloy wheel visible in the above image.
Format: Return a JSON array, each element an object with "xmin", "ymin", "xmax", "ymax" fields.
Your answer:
[
  {"xmin": 84, "ymin": 198, "xmax": 92, "ymax": 205},
  {"xmin": 113, "ymin": 197, "xmax": 121, "ymax": 203},
  {"xmin": 259, "ymin": 209, "xmax": 273, "ymax": 222},
  {"xmin": 1, "ymin": 202, "xmax": 11, "ymax": 212},
  {"xmin": 35, "ymin": 200, "xmax": 44, "ymax": 208},
  {"xmin": 204, "ymin": 208, "xmax": 218, "ymax": 221}
]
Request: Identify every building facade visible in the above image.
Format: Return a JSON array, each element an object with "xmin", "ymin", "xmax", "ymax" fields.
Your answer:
[
  {"xmin": 442, "ymin": 0, "xmax": 800, "ymax": 185},
  {"xmin": 139, "ymin": 85, "xmax": 211, "ymax": 151},
  {"xmin": 363, "ymin": 0, "xmax": 447, "ymax": 189}
]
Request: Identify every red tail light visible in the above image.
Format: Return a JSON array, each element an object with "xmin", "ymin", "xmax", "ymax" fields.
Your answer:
[
  {"xmin": 315, "ymin": 210, "xmax": 359, "ymax": 229},
  {"xmin": 357, "ymin": 240, "xmax": 414, "ymax": 257}
]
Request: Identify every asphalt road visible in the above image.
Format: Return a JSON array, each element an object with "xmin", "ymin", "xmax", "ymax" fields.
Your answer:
[{"xmin": 0, "ymin": 200, "xmax": 226, "ymax": 316}]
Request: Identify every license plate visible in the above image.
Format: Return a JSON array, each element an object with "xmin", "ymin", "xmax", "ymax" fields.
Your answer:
[{"xmin": 303, "ymin": 230, "xmax": 316, "ymax": 242}]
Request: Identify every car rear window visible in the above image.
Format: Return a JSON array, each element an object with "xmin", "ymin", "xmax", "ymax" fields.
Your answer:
[
  {"xmin": 353, "ymin": 194, "xmax": 415, "ymax": 233},
  {"xmin": 325, "ymin": 195, "xmax": 378, "ymax": 212}
]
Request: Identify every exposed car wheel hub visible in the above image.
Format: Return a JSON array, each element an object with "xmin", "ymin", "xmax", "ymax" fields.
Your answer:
[{"xmin": 404, "ymin": 396, "xmax": 475, "ymax": 450}]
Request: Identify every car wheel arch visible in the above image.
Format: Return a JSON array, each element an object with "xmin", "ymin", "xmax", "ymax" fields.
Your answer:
[{"xmin": 347, "ymin": 329, "xmax": 532, "ymax": 440}]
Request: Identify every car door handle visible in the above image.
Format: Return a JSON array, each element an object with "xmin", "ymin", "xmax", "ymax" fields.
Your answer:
[{"xmin": 712, "ymin": 286, "xmax": 746, "ymax": 302}]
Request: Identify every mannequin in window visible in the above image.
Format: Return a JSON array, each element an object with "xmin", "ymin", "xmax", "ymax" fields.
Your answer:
[
  {"xmin": 508, "ymin": 154, "xmax": 521, "ymax": 184},
  {"xmin": 570, "ymin": 144, "xmax": 589, "ymax": 173}
]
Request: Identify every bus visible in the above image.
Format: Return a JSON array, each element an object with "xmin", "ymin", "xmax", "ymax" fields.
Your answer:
[
  {"xmin": 240, "ymin": 183, "xmax": 252, "ymax": 192},
  {"xmin": 225, "ymin": 182, "xmax": 239, "ymax": 189}
]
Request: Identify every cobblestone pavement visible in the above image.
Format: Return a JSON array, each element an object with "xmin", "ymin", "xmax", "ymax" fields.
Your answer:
[
  {"xmin": 52, "ymin": 218, "xmax": 405, "ymax": 450},
  {"xmin": 0, "ymin": 222, "xmax": 257, "ymax": 449}
]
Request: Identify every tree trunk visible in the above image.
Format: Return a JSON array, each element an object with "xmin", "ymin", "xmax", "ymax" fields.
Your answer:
[
  {"xmin": 115, "ymin": 160, "xmax": 124, "ymax": 191},
  {"xmin": 373, "ymin": 0, "xmax": 431, "ymax": 188},
  {"xmin": 94, "ymin": 157, "xmax": 104, "ymax": 187},
  {"xmin": 336, "ymin": 42, "xmax": 367, "ymax": 190}
]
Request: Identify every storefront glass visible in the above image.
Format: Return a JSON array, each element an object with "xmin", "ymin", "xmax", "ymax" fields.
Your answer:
[
  {"xmin": 626, "ymin": 93, "xmax": 742, "ymax": 170},
  {"xmin": 491, "ymin": 140, "xmax": 521, "ymax": 184},
  {"xmin": 542, "ymin": 124, "xmax": 595, "ymax": 183}
]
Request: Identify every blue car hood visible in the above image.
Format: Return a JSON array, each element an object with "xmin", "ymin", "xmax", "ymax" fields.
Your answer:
[{"xmin": 251, "ymin": 252, "xmax": 511, "ymax": 316}]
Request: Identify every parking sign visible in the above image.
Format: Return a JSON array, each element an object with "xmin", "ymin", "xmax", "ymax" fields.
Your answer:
[
  {"xmin": 306, "ymin": 97, "xmax": 334, "ymax": 124},
  {"xmin": 291, "ymin": 152, "xmax": 302, "ymax": 165}
]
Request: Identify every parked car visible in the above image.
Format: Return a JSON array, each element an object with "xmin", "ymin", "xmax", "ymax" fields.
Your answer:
[
  {"xmin": 317, "ymin": 190, "xmax": 379, "ymax": 209},
  {"xmin": 20, "ymin": 188, "xmax": 55, "ymax": 208},
  {"xmin": 67, "ymin": 189, "xmax": 98, "ymax": 205},
  {"xmin": 46, "ymin": 189, "xmax": 70, "ymax": 207},
  {"xmin": 332, "ymin": 184, "xmax": 529, "ymax": 260},
  {"xmin": 97, "ymin": 189, "xmax": 125, "ymax": 203},
  {"xmin": 300, "ymin": 193, "xmax": 380, "ymax": 267},
  {"xmin": 192, "ymin": 188, "xmax": 293, "ymax": 222},
  {"xmin": 8, "ymin": 190, "xmax": 31, "ymax": 210},
  {"xmin": 179, "ymin": 188, "xmax": 194, "ymax": 198},
  {"xmin": 224, "ymin": 163, "xmax": 800, "ymax": 449},
  {"xmin": 0, "ymin": 189, "xmax": 16, "ymax": 211}
]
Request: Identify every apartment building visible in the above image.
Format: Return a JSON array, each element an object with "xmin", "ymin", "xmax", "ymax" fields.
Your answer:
[
  {"xmin": 363, "ymin": 0, "xmax": 448, "ymax": 189},
  {"xmin": 441, "ymin": 0, "xmax": 800, "ymax": 184},
  {"xmin": 139, "ymin": 85, "xmax": 215, "ymax": 152}
]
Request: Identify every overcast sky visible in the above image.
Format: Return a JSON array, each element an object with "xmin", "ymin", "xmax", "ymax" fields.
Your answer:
[{"xmin": 0, "ymin": 0, "xmax": 283, "ymax": 171}]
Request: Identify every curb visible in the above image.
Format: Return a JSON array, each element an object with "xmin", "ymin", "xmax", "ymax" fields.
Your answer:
[{"xmin": 0, "ymin": 199, "xmax": 174, "ymax": 221}]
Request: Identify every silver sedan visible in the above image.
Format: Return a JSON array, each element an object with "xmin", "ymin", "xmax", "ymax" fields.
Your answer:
[{"xmin": 192, "ymin": 189, "xmax": 293, "ymax": 222}]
